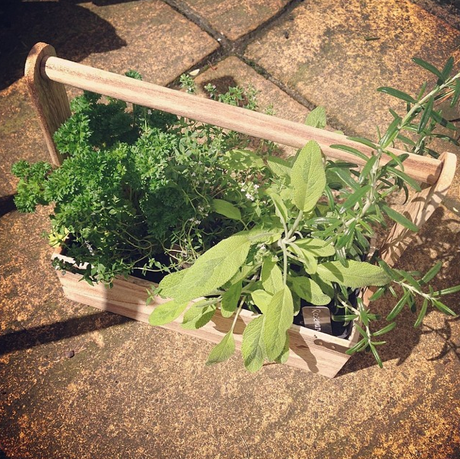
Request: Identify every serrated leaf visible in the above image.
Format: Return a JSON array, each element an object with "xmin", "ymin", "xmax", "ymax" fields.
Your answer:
[
  {"xmin": 212, "ymin": 199, "xmax": 241, "ymax": 221},
  {"xmin": 162, "ymin": 234, "xmax": 251, "ymax": 302},
  {"xmin": 206, "ymin": 331, "xmax": 235, "ymax": 365},
  {"xmin": 305, "ymin": 106, "xmax": 327, "ymax": 128},
  {"xmin": 149, "ymin": 299, "xmax": 190, "ymax": 326},
  {"xmin": 263, "ymin": 286, "xmax": 294, "ymax": 360},
  {"xmin": 221, "ymin": 281, "xmax": 242, "ymax": 318},
  {"xmin": 242, "ymin": 315, "xmax": 266, "ymax": 372},
  {"xmin": 381, "ymin": 204, "xmax": 418, "ymax": 233},
  {"xmin": 316, "ymin": 260, "xmax": 390, "ymax": 289},
  {"xmin": 290, "ymin": 276, "xmax": 331, "ymax": 305},
  {"xmin": 291, "ymin": 140, "xmax": 326, "ymax": 212},
  {"xmin": 181, "ymin": 302, "xmax": 217, "ymax": 329}
]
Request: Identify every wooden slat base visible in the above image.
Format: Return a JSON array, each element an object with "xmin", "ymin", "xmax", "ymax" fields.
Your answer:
[{"xmin": 54, "ymin": 255, "xmax": 359, "ymax": 378}]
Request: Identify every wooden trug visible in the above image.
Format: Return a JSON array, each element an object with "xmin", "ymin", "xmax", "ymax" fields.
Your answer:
[{"xmin": 26, "ymin": 43, "xmax": 457, "ymax": 377}]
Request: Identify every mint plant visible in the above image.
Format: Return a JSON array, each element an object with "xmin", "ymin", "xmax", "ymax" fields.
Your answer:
[{"xmin": 149, "ymin": 57, "xmax": 460, "ymax": 371}]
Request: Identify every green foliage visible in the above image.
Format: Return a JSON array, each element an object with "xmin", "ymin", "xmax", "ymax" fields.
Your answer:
[
  {"xmin": 13, "ymin": 76, "xmax": 274, "ymax": 283},
  {"xmin": 14, "ymin": 59, "xmax": 460, "ymax": 372},
  {"xmin": 150, "ymin": 57, "xmax": 460, "ymax": 371}
]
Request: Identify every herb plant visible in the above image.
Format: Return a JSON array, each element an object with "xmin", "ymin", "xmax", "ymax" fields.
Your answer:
[
  {"xmin": 13, "ymin": 74, "xmax": 275, "ymax": 284},
  {"xmin": 149, "ymin": 57, "xmax": 460, "ymax": 371}
]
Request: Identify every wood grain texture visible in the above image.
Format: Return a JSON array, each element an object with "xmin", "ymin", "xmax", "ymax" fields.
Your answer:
[
  {"xmin": 27, "ymin": 43, "xmax": 443, "ymax": 184},
  {"xmin": 53, "ymin": 256, "xmax": 357, "ymax": 378},
  {"xmin": 24, "ymin": 43, "xmax": 71, "ymax": 166}
]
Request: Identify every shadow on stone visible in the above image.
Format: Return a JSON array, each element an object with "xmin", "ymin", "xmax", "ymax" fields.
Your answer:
[
  {"xmin": 0, "ymin": 0, "xmax": 131, "ymax": 90},
  {"xmin": 0, "ymin": 312, "xmax": 132, "ymax": 356}
]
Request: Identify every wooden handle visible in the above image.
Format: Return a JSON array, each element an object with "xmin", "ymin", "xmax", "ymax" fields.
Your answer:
[{"xmin": 26, "ymin": 42, "xmax": 444, "ymax": 184}]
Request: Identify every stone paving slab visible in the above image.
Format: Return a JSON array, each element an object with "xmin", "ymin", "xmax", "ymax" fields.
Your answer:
[
  {"xmin": 76, "ymin": 0, "xmax": 218, "ymax": 85},
  {"xmin": 180, "ymin": 0, "xmax": 290, "ymax": 41},
  {"xmin": 1, "ymin": 1, "xmax": 460, "ymax": 459},
  {"xmin": 246, "ymin": 0, "xmax": 460, "ymax": 138}
]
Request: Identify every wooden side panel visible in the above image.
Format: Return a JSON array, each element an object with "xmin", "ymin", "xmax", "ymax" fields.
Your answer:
[
  {"xmin": 56, "ymin": 266, "xmax": 353, "ymax": 378},
  {"xmin": 380, "ymin": 152, "xmax": 457, "ymax": 266},
  {"xmin": 24, "ymin": 43, "xmax": 71, "ymax": 165}
]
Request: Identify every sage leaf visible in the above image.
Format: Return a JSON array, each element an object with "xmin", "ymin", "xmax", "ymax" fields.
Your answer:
[
  {"xmin": 305, "ymin": 106, "xmax": 327, "ymax": 129},
  {"xmin": 221, "ymin": 281, "xmax": 242, "ymax": 318},
  {"xmin": 149, "ymin": 299, "xmax": 190, "ymax": 326},
  {"xmin": 263, "ymin": 286, "xmax": 294, "ymax": 361},
  {"xmin": 181, "ymin": 302, "xmax": 217, "ymax": 329},
  {"xmin": 251, "ymin": 290, "xmax": 273, "ymax": 314},
  {"xmin": 242, "ymin": 315, "xmax": 266, "ymax": 372},
  {"xmin": 267, "ymin": 156, "xmax": 292, "ymax": 178},
  {"xmin": 317, "ymin": 260, "xmax": 390, "ymax": 289},
  {"xmin": 261, "ymin": 258, "xmax": 283, "ymax": 294},
  {"xmin": 291, "ymin": 140, "xmax": 326, "ymax": 212},
  {"xmin": 166, "ymin": 234, "xmax": 251, "ymax": 302},
  {"xmin": 212, "ymin": 199, "xmax": 241, "ymax": 221},
  {"xmin": 295, "ymin": 238, "xmax": 336, "ymax": 257},
  {"xmin": 269, "ymin": 192, "xmax": 289, "ymax": 225},
  {"xmin": 290, "ymin": 276, "xmax": 331, "ymax": 306},
  {"xmin": 156, "ymin": 269, "xmax": 187, "ymax": 299},
  {"xmin": 206, "ymin": 331, "xmax": 236, "ymax": 365}
]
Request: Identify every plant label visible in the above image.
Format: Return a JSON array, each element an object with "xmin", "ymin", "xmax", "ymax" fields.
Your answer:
[{"xmin": 302, "ymin": 306, "xmax": 332, "ymax": 335}]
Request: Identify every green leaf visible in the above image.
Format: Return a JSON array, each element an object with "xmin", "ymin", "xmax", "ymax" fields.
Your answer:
[
  {"xmin": 291, "ymin": 140, "xmax": 326, "ymax": 212},
  {"xmin": 433, "ymin": 299, "xmax": 456, "ymax": 316},
  {"xmin": 212, "ymin": 199, "xmax": 241, "ymax": 221},
  {"xmin": 242, "ymin": 315, "xmax": 266, "ymax": 372},
  {"xmin": 316, "ymin": 260, "xmax": 391, "ymax": 289},
  {"xmin": 251, "ymin": 290, "xmax": 273, "ymax": 314},
  {"xmin": 263, "ymin": 286, "xmax": 294, "ymax": 361},
  {"xmin": 380, "ymin": 115, "xmax": 402, "ymax": 149},
  {"xmin": 149, "ymin": 299, "xmax": 190, "ymax": 326},
  {"xmin": 330, "ymin": 144, "xmax": 369, "ymax": 162},
  {"xmin": 290, "ymin": 276, "xmax": 331, "ymax": 305},
  {"xmin": 359, "ymin": 155, "xmax": 378, "ymax": 183},
  {"xmin": 377, "ymin": 87, "xmax": 416, "ymax": 104},
  {"xmin": 294, "ymin": 238, "xmax": 336, "ymax": 257},
  {"xmin": 261, "ymin": 258, "xmax": 283, "ymax": 295},
  {"xmin": 221, "ymin": 281, "xmax": 242, "ymax": 318},
  {"xmin": 441, "ymin": 57, "xmax": 454, "ymax": 83},
  {"xmin": 161, "ymin": 233, "xmax": 251, "ymax": 302},
  {"xmin": 372, "ymin": 321, "xmax": 397, "ymax": 337},
  {"xmin": 290, "ymin": 244, "xmax": 318, "ymax": 274},
  {"xmin": 222, "ymin": 149, "xmax": 264, "ymax": 170},
  {"xmin": 369, "ymin": 342, "xmax": 383, "ymax": 368},
  {"xmin": 156, "ymin": 269, "xmax": 187, "ymax": 298},
  {"xmin": 414, "ymin": 299, "xmax": 428, "ymax": 328},
  {"xmin": 386, "ymin": 167, "xmax": 421, "ymax": 192},
  {"xmin": 267, "ymin": 156, "xmax": 292, "ymax": 178},
  {"xmin": 339, "ymin": 184, "xmax": 371, "ymax": 213},
  {"xmin": 181, "ymin": 302, "xmax": 217, "ymax": 329},
  {"xmin": 418, "ymin": 97, "xmax": 433, "ymax": 134},
  {"xmin": 305, "ymin": 106, "xmax": 327, "ymax": 129},
  {"xmin": 421, "ymin": 262, "xmax": 442, "ymax": 285},
  {"xmin": 381, "ymin": 204, "xmax": 418, "ymax": 233},
  {"xmin": 206, "ymin": 331, "xmax": 236, "ymax": 365},
  {"xmin": 451, "ymin": 78, "xmax": 460, "ymax": 108},
  {"xmin": 412, "ymin": 57, "xmax": 443, "ymax": 79},
  {"xmin": 269, "ymin": 192, "xmax": 289, "ymax": 226},
  {"xmin": 386, "ymin": 291, "xmax": 410, "ymax": 321}
]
